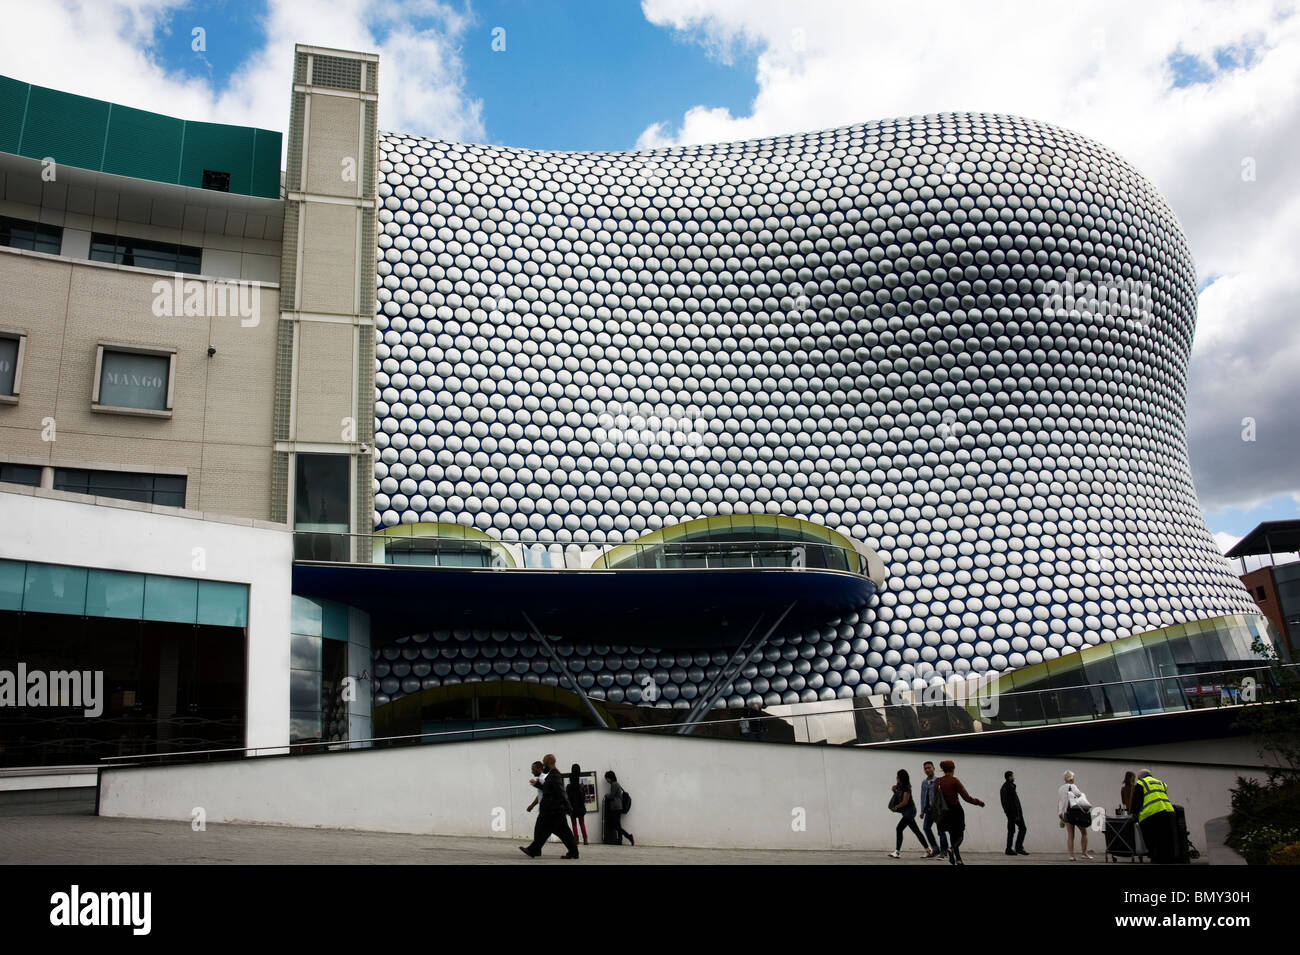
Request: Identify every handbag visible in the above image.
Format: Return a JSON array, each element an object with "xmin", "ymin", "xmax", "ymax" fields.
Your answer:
[
  {"xmin": 930, "ymin": 782, "xmax": 949, "ymax": 827},
  {"xmin": 888, "ymin": 789, "xmax": 904, "ymax": 813},
  {"xmin": 1063, "ymin": 785, "xmax": 1090, "ymax": 827}
]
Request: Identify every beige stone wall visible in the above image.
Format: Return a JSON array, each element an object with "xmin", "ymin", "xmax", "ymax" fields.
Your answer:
[
  {"xmin": 304, "ymin": 94, "xmax": 363, "ymax": 198},
  {"xmin": 294, "ymin": 320, "xmax": 356, "ymax": 443},
  {"xmin": 0, "ymin": 247, "xmax": 278, "ymax": 519},
  {"xmin": 297, "ymin": 202, "xmax": 360, "ymax": 314}
]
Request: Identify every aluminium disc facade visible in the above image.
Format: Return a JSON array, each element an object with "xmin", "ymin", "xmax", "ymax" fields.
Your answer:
[{"xmin": 371, "ymin": 113, "xmax": 1256, "ymax": 709}]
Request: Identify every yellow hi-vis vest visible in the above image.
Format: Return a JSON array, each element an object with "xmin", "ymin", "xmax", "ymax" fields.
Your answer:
[{"xmin": 1136, "ymin": 775, "xmax": 1174, "ymax": 822}]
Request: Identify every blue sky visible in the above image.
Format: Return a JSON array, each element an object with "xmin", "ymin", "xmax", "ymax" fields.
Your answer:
[
  {"xmin": 150, "ymin": 0, "xmax": 759, "ymax": 150},
  {"xmin": 152, "ymin": 0, "xmax": 268, "ymax": 94},
  {"xmin": 1167, "ymin": 43, "xmax": 1260, "ymax": 89},
  {"xmin": 455, "ymin": 0, "xmax": 758, "ymax": 150}
]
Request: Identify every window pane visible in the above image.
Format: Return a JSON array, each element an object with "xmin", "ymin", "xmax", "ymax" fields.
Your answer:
[
  {"xmin": 129, "ymin": 244, "xmax": 180, "ymax": 271},
  {"xmin": 290, "ymin": 595, "xmax": 323, "ymax": 636},
  {"xmin": 294, "ymin": 454, "xmax": 350, "ymax": 531},
  {"xmin": 0, "ymin": 337, "xmax": 18, "ymax": 395},
  {"xmin": 1187, "ymin": 628, "xmax": 1223, "ymax": 665},
  {"xmin": 290, "ymin": 712, "xmax": 322, "ymax": 743},
  {"xmin": 52, "ymin": 469, "xmax": 89, "ymax": 495},
  {"xmin": 99, "ymin": 351, "xmax": 170, "ymax": 410},
  {"xmin": 88, "ymin": 233, "xmax": 200, "ymax": 275},
  {"xmin": 88, "ymin": 470, "xmax": 152, "ymax": 502},
  {"xmin": 291, "ymin": 634, "xmax": 322, "ymax": 671},
  {"xmin": 290, "ymin": 671, "xmax": 321, "ymax": 713},
  {"xmin": 153, "ymin": 475, "xmax": 187, "ymax": 508},
  {"xmin": 52, "ymin": 468, "xmax": 186, "ymax": 507},
  {"xmin": 0, "ymin": 560, "xmax": 25, "ymax": 610},
  {"xmin": 1144, "ymin": 639, "xmax": 1184, "ymax": 708},
  {"xmin": 321, "ymin": 600, "xmax": 349, "ymax": 641},
  {"xmin": 1169, "ymin": 632, "xmax": 1197, "ymax": 664},
  {"xmin": 85, "ymin": 569, "xmax": 146, "ymax": 619},
  {"xmin": 0, "ymin": 215, "xmax": 61, "ymax": 254},
  {"xmin": 0, "ymin": 463, "xmax": 41, "ymax": 486},
  {"xmin": 88, "ymin": 236, "xmax": 122, "ymax": 264},
  {"xmin": 196, "ymin": 580, "xmax": 249, "ymax": 627},
  {"xmin": 23, "ymin": 563, "xmax": 88, "ymax": 615},
  {"xmin": 143, "ymin": 575, "xmax": 198, "ymax": 624}
]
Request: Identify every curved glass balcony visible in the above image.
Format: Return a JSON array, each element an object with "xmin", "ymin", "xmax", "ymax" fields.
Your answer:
[{"xmin": 293, "ymin": 515, "xmax": 885, "ymax": 584}]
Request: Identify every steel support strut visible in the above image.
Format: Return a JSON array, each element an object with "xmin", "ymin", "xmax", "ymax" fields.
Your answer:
[
  {"xmin": 522, "ymin": 611, "xmax": 611, "ymax": 729},
  {"xmin": 675, "ymin": 615, "xmax": 765, "ymax": 729},
  {"xmin": 676, "ymin": 601, "xmax": 796, "ymax": 735}
]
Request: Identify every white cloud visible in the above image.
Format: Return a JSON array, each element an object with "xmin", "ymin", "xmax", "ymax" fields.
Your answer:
[
  {"xmin": 639, "ymin": 0, "xmax": 1300, "ymax": 512},
  {"xmin": 0, "ymin": 0, "xmax": 485, "ymax": 145},
  {"xmin": 1212, "ymin": 531, "xmax": 1241, "ymax": 555}
]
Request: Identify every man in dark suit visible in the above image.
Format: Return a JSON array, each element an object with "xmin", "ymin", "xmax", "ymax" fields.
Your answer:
[
  {"xmin": 1001, "ymin": 770, "xmax": 1028, "ymax": 856},
  {"xmin": 520, "ymin": 753, "xmax": 580, "ymax": 859}
]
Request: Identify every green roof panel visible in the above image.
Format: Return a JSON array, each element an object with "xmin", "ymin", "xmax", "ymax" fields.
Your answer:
[
  {"xmin": 0, "ymin": 76, "xmax": 28, "ymax": 155},
  {"xmin": 21, "ymin": 86, "xmax": 111, "ymax": 172},
  {"xmin": 0, "ymin": 74, "xmax": 281, "ymax": 199},
  {"xmin": 179, "ymin": 120, "xmax": 256, "ymax": 195},
  {"xmin": 252, "ymin": 129, "xmax": 283, "ymax": 198},
  {"xmin": 101, "ymin": 104, "xmax": 186, "ymax": 184}
]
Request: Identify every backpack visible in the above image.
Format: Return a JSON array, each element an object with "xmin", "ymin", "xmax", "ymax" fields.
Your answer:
[{"xmin": 620, "ymin": 788, "xmax": 632, "ymax": 813}]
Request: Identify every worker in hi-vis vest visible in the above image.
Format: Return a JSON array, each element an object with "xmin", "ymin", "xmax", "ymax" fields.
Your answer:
[{"xmin": 1128, "ymin": 769, "xmax": 1176, "ymax": 863}]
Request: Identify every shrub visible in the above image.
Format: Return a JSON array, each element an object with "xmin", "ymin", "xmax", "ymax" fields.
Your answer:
[
  {"xmin": 1232, "ymin": 825, "xmax": 1300, "ymax": 865},
  {"xmin": 1226, "ymin": 774, "xmax": 1300, "ymax": 864},
  {"xmin": 1267, "ymin": 842, "xmax": 1300, "ymax": 866}
]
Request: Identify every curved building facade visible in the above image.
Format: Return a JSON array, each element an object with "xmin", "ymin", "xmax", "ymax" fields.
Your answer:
[{"xmin": 370, "ymin": 112, "xmax": 1258, "ymax": 709}]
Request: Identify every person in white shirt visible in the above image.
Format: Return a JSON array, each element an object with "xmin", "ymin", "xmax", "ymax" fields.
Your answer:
[{"xmin": 525, "ymin": 761, "xmax": 545, "ymax": 814}]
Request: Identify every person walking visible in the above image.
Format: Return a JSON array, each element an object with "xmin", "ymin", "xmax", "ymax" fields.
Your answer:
[
  {"xmin": 520, "ymin": 754, "xmax": 580, "ymax": 859},
  {"xmin": 1000, "ymin": 770, "xmax": 1028, "ymax": 856},
  {"xmin": 603, "ymin": 770, "xmax": 634, "ymax": 846},
  {"xmin": 919, "ymin": 760, "xmax": 949, "ymax": 860},
  {"xmin": 888, "ymin": 769, "xmax": 929, "ymax": 858},
  {"xmin": 1129, "ymin": 769, "xmax": 1177, "ymax": 863},
  {"xmin": 566, "ymin": 763, "xmax": 589, "ymax": 846},
  {"xmin": 934, "ymin": 759, "xmax": 984, "ymax": 865},
  {"xmin": 1058, "ymin": 770, "xmax": 1094, "ymax": 861}
]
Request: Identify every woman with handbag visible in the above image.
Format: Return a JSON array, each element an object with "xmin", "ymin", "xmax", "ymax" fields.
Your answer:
[
  {"xmin": 887, "ymin": 769, "xmax": 929, "ymax": 858},
  {"xmin": 1058, "ymin": 770, "xmax": 1095, "ymax": 860}
]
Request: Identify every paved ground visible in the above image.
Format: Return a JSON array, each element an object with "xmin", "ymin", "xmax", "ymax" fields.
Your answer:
[{"xmin": 0, "ymin": 813, "xmax": 1200, "ymax": 864}]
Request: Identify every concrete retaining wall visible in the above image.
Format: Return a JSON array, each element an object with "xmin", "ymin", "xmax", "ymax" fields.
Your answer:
[{"xmin": 98, "ymin": 730, "xmax": 1262, "ymax": 852}]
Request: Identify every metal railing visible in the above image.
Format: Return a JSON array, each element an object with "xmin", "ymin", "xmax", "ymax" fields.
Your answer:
[
  {"xmin": 622, "ymin": 663, "xmax": 1296, "ymax": 746},
  {"xmin": 99, "ymin": 723, "xmax": 557, "ymax": 767},
  {"xmin": 293, "ymin": 530, "xmax": 869, "ymax": 576},
  {"xmin": 92, "ymin": 665, "xmax": 1296, "ymax": 767}
]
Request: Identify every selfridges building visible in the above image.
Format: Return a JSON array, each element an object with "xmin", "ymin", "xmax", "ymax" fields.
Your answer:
[{"xmin": 369, "ymin": 112, "xmax": 1259, "ymax": 711}]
